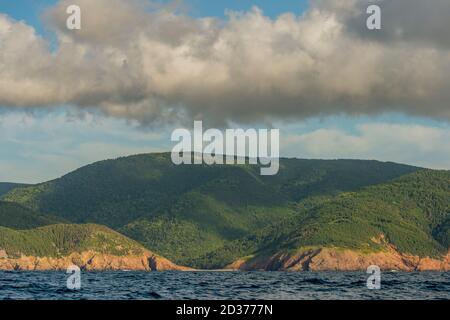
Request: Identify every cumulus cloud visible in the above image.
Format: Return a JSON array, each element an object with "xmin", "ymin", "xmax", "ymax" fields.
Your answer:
[{"xmin": 1, "ymin": 0, "xmax": 450, "ymax": 125}]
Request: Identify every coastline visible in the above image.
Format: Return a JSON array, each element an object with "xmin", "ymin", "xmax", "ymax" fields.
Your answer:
[
  {"xmin": 225, "ymin": 247, "xmax": 450, "ymax": 272},
  {"xmin": 2, "ymin": 247, "xmax": 450, "ymax": 272},
  {"xmin": 0, "ymin": 250, "xmax": 192, "ymax": 272}
]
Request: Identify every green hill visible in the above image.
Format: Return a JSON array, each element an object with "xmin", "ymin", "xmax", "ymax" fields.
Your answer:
[
  {"xmin": 0, "ymin": 224, "xmax": 147, "ymax": 258},
  {"xmin": 193, "ymin": 170, "xmax": 450, "ymax": 269},
  {"xmin": 0, "ymin": 183, "xmax": 28, "ymax": 196},
  {"xmin": 0, "ymin": 201, "xmax": 64, "ymax": 229},
  {"xmin": 1, "ymin": 153, "xmax": 420, "ymax": 265}
]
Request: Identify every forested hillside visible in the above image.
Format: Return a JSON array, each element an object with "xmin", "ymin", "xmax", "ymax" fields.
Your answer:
[
  {"xmin": 2, "ymin": 153, "xmax": 422, "ymax": 265},
  {"xmin": 193, "ymin": 170, "xmax": 450, "ymax": 269},
  {"xmin": 0, "ymin": 183, "xmax": 27, "ymax": 196}
]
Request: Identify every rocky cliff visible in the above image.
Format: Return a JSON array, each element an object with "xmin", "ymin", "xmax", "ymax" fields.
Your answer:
[
  {"xmin": 226, "ymin": 247, "xmax": 450, "ymax": 272},
  {"xmin": 0, "ymin": 250, "xmax": 192, "ymax": 271}
]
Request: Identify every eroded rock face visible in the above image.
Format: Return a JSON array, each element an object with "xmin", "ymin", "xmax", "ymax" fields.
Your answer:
[
  {"xmin": 227, "ymin": 247, "xmax": 450, "ymax": 272},
  {"xmin": 0, "ymin": 250, "xmax": 191, "ymax": 271},
  {"xmin": 3, "ymin": 247, "xmax": 449, "ymax": 272}
]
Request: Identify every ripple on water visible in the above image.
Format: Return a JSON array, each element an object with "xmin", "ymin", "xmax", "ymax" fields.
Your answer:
[{"xmin": 0, "ymin": 271, "xmax": 449, "ymax": 300}]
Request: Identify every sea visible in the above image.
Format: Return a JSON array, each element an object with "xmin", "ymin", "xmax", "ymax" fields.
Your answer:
[{"xmin": 0, "ymin": 271, "xmax": 449, "ymax": 300}]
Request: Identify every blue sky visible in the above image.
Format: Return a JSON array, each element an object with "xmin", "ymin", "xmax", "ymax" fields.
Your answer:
[
  {"xmin": 0, "ymin": 0, "xmax": 55, "ymax": 36},
  {"xmin": 0, "ymin": 0, "xmax": 309, "ymax": 31},
  {"xmin": 186, "ymin": 0, "xmax": 309, "ymax": 17},
  {"xmin": 1, "ymin": 0, "xmax": 450, "ymax": 183}
]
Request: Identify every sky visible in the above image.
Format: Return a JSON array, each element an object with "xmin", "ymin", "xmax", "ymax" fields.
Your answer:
[
  {"xmin": 0, "ymin": 0, "xmax": 309, "ymax": 31},
  {"xmin": 1, "ymin": 0, "xmax": 450, "ymax": 183}
]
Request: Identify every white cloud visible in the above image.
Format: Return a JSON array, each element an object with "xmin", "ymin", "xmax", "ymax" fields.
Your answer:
[
  {"xmin": 1, "ymin": 1, "xmax": 450, "ymax": 182},
  {"xmin": 0, "ymin": 110, "xmax": 167, "ymax": 183},
  {"xmin": 0, "ymin": 0, "xmax": 449, "ymax": 126},
  {"xmin": 282, "ymin": 123, "xmax": 450, "ymax": 169}
]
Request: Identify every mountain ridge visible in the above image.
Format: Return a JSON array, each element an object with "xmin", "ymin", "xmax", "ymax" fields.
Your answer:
[
  {"xmin": 2, "ymin": 152, "xmax": 448, "ymax": 270},
  {"xmin": 0, "ymin": 183, "xmax": 28, "ymax": 197}
]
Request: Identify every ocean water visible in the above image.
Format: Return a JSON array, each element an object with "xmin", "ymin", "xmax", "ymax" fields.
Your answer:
[{"xmin": 0, "ymin": 271, "xmax": 449, "ymax": 300}]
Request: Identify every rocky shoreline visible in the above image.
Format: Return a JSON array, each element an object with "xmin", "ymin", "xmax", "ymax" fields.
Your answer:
[
  {"xmin": 2, "ymin": 247, "xmax": 450, "ymax": 272},
  {"xmin": 0, "ymin": 250, "xmax": 191, "ymax": 271},
  {"xmin": 226, "ymin": 247, "xmax": 450, "ymax": 272}
]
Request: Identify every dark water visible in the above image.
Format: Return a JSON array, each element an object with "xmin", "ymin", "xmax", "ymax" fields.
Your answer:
[{"xmin": 0, "ymin": 271, "xmax": 449, "ymax": 300}]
